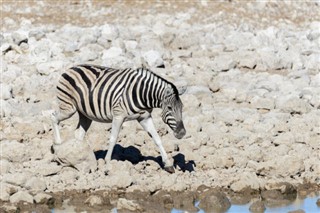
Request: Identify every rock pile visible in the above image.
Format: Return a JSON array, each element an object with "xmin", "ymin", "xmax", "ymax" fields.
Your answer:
[{"xmin": 0, "ymin": 0, "xmax": 319, "ymax": 210}]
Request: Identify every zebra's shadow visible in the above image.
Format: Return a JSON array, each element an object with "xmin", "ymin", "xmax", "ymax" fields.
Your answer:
[{"xmin": 94, "ymin": 144, "xmax": 195, "ymax": 172}]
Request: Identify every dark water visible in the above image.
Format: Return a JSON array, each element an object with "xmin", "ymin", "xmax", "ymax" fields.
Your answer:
[{"xmin": 171, "ymin": 196, "xmax": 320, "ymax": 213}]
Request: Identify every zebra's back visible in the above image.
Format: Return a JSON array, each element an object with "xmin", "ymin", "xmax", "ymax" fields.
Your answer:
[{"xmin": 56, "ymin": 64, "xmax": 137, "ymax": 122}]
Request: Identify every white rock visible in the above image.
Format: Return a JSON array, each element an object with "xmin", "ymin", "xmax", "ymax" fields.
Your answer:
[
  {"xmin": 10, "ymin": 191, "xmax": 33, "ymax": 203},
  {"xmin": 25, "ymin": 177, "xmax": 47, "ymax": 193},
  {"xmin": 100, "ymin": 24, "xmax": 119, "ymax": 41},
  {"xmin": 142, "ymin": 50, "xmax": 164, "ymax": 67},
  {"xmin": 0, "ymin": 159, "xmax": 10, "ymax": 174},
  {"xmin": 78, "ymin": 45, "xmax": 100, "ymax": 62},
  {"xmin": 124, "ymin": 40, "xmax": 138, "ymax": 51},
  {"xmin": 85, "ymin": 195, "xmax": 103, "ymax": 206},
  {"xmin": 230, "ymin": 172, "xmax": 261, "ymax": 192},
  {"xmin": 117, "ymin": 198, "xmax": 142, "ymax": 212},
  {"xmin": 36, "ymin": 60, "xmax": 65, "ymax": 75},
  {"xmin": 0, "ymin": 83, "xmax": 12, "ymax": 100},
  {"xmin": 34, "ymin": 193, "xmax": 52, "ymax": 204},
  {"xmin": 0, "ymin": 100, "xmax": 12, "ymax": 117},
  {"xmin": 276, "ymin": 97, "xmax": 312, "ymax": 114},
  {"xmin": 102, "ymin": 47, "xmax": 123, "ymax": 59},
  {"xmin": 212, "ymin": 54, "xmax": 237, "ymax": 72},
  {"xmin": 250, "ymin": 97, "xmax": 275, "ymax": 110},
  {"xmin": 53, "ymin": 139, "xmax": 97, "ymax": 173},
  {"xmin": 0, "ymin": 140, "xmax": 30, "ymax": 162},
  {"xmin": 0, "ymin": 186, "xmax": 10, "ymax": 201}
]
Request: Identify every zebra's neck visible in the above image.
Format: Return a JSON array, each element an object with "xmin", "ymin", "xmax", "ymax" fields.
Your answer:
[{"xmin": 131, "ymin": 69, "xmax": 169, "ymax": 110}]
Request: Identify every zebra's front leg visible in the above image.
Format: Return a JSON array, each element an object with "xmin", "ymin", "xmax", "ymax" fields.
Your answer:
[
  {"xmin": 138, "ymin": 116, "xmax": 175, "ymax": 173},
  {"xmin": 105, "ymin": 117, "xmax": 124, "ymax": 166}
]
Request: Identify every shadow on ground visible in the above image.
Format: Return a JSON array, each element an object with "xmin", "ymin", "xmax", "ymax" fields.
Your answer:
[{"xmin": 94, "ymin": 144, "xmax": 196, "ymax": 172}]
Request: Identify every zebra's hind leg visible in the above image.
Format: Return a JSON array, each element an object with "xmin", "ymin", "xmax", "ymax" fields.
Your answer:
[
  {"xmin": 138, "ymin": 116, "xmax": 174, "ymax": 173},
  {"xmin": 75, "ymin": 112, "xmax": 92, "ymax": 141},
  {"xmin": 50, "ymin": 106, "xmax": 76, "ymax": 145}
]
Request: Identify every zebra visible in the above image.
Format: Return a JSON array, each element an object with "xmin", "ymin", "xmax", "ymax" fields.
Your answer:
[{"xmin": 50, "ymin": 64, "xmax": 186, "ymax": 173}]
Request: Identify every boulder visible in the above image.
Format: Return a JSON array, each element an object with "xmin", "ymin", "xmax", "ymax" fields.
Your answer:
[
  {"xmin": 249, "ymin": 200, "xmax": 266, "ymax": 213},
  {"xmin": 10, "ymin": 191, "xmax": 34, "ymax": 204},
  {"xmin": 0, "ymin": 159, "xmax": 10, "ymax": 175},
  {"xmin": 198, "ymin": 190, "xmax": 231, "ymax": 212},
  {"xmin": 212, "ymin": 54, "xmax": 237, "ymax": 72},
  {"xmin": 0, "ymin": 83, "xmax": 12, "ymax": 100},
  {"xmin": 25, "ymin": 177, "xmax": 47, "ymax": 193},
  {"xmin": 0, "ymin": 140, "xmax": 31, "ymax": 162},
  {"xmin": 36, "ymin": 60, "xmax": 65, "ymax": 75},
  {"xmin": 33, "ymin": 193, "xmax": 53, "ymax": 204},
  {"xmin": 85, "ymin": 195, "xmax": 104, "ymax": 206},
  {"xmin": 53, "ymin": 139, "xmax": 97, "ymax": 173},
  {"xmin": 142, "ymin": 50, "xmax": 164, "ymax": 68},
  {"xmin": 117, "ymin": 198, "xmax": 143, "ymax": 212}
]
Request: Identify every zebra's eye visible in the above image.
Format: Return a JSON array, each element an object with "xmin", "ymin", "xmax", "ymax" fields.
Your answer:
[{"xmin": 167, "ymin": 106, "xmax": 172, "ymax": 111}]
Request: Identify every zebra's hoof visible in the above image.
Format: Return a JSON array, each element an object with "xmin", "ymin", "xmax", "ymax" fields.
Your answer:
[{"xmin": 164, "ymin": 166, "xmax": 175, "ymax": 173}]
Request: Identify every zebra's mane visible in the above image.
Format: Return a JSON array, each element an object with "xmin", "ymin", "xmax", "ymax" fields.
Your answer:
[{"xmin": 139, "ymin": 67, "xmax": 180, "ymax": 98}]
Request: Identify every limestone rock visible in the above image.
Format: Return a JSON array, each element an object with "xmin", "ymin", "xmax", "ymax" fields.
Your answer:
[
  {"xmin": 25, "ymin": 176, "xmax": 47, "ymax": 193},
  {"xmin": 117, "ymin": 198, "xmax": 143, "ymax": 212},
  {"xmin": 34, "ymin": 193, "xmax": 52, "ymax": 204},
  {"xmin": 249, "ymin": 200, "xmax": 265, "ymax": 213},
  {"xmin": 142, "ymin": 50, "xmax": 164, "ymax": 68},
  {"xmin": 10, "ymin": 191, "xmax": 33, "ymax": 203},
  {"xmin": 53, "ymin": 139, "xmax": 97, "ymax": 173},
  {"xmin": 199, "ymin": 190, "xmax": 231, "ymax": 212},
  {"xmin": 212, "ymin": 54, "xmax": 237, "ymax": 72}
]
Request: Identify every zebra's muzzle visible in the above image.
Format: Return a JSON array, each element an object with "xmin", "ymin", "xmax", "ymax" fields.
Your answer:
[{"xmin": 174, "ymin": 122, "xmax": 186, "ymax": 139}]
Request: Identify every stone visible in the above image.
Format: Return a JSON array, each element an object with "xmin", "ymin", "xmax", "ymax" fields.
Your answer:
[
  {"xmin": 316, "ymin": 198, "xmax": 320, "ymax": 207},
  {"xmin": 85, "ymin": 195, "xmax": 103, "ymax": 206},
  {"xmin": 25, "ymin": 176, "xmax": 47, "ymax": 193},
  {"xmin": 276, "ymin": 97, "xmax": 312, "ymax": 114},
  {"xmin": 0, "ymin": 187, "xmax": 10, "ymax": 201},
  {"xmin": 250, "ymin": 97, "xmax": 275, "ymax": 110},
  {"xmin": 0, "ymin": 140, "xmax": 30, "ymax": 162},
  {"xmin": 10, "ymin": 191, "xmax": 33, "ymax": 203},
  {"xmin": 117, "ymin": 198, "xmax": 143, "ymax": 212},
  {"xmin": 249, "ymin": 200, "xmax": 265, "ymax": 213},
  {"xmin": 53, "ymin": 139, "xmax": 97, "ymax": 173},
  {"xmin": 212, "ymin": 54, "xmax": 237, "ymax": 72},
  {"xmin": 100, "ymin": 24, "xmax": 119, "ymax": 41},
  {"xmin": 0, "ymin": 159, "xmax": 10, "ymax": 174},
  {"xmin": 262, "ymin": 182, "xmax": 297, "ymax": 206},
  {"xmin": 34, "ymin": 193, "xmax": 52, "ymax": 204},
  {"xmin": 142, "ymin": 50, "xmax": 164, "ymax": 68},
  {"xmin": 3, "ymin": 173, "xmax": 30, "ymax": 187},
  {"xmin": 0, "ymin": 83, "xmax": 12, "ymax": 100},
  {"xmin": 36, "ymin": 60, "xmax": 65, "ymax": 75},
  {"xmin": 29, "ymin": 29, "xmax": 46, "ymax": 40},
  {"xmin": 78, "ymin": 45, "xmax": 100, "ymax": 62},
  {"xmin": 37, "ymin": 162, "xmax": 62, "ymax": 176},
  {"xmin": 230, "ymin": 172, "xmax": 260, "ymax": 192},
  {"xmin": 199, "ymin": 190, "xmax": 231, "ymax": 212},
  {"xmin": 102, "ymin": 46, "xmax": 123, "ymax": 59}
]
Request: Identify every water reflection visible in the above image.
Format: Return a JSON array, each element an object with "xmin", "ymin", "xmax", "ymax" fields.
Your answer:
[{"xmin": 171, "ymin": 196, "xmax": 320, "ymax": 213}]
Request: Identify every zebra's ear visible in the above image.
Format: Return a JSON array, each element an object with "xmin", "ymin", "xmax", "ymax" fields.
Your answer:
[{"xmin": 177, "ymin": 86, "xmax": 187, "ymax": 96}]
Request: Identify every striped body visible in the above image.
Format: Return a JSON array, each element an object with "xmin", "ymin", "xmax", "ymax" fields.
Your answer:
[{"xmin": 57, "ymin": 65, "xmax": 171, "ymax": 123}]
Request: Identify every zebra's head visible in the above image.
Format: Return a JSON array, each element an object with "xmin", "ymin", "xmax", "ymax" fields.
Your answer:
[{"xmin": 161, "ymin": 86, "xmax": 186, "ymax": 139}]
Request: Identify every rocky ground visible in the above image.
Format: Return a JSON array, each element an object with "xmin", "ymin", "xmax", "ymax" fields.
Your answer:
[{"xmin": 1, "ymin": 0, "xmax": 320, "ymax": 212}]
